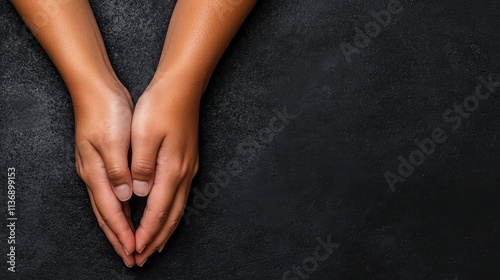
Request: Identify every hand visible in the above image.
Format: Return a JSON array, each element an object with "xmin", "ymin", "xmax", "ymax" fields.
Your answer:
[
  {"xmin": 72, "ymin": 82, "xmax": 136, "ymax": 267},
  {"xmin": 129, "ymin": 77, "xmax": 201, "ymax": 266}
]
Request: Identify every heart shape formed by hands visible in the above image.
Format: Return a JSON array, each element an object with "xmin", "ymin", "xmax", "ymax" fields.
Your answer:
[{"xmin": 75, "ymin": 78, "xmax": 201, "ymax": 268}]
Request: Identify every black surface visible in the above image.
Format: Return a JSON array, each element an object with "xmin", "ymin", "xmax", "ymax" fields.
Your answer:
[{"xmin": 1, "ymin": 0, "xmax": 500, "ymax": 279}]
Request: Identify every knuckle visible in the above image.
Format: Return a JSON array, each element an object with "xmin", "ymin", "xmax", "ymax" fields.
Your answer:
[
  {"xmin": 77, "ymin": 170, "xmax": 87, "ymax": 183},
  {"xmin": 192, "ymin": 159, "xmax": 200, "ymax": 176},
  {"xmin": 178, "ymin": 163, "xmax": 190, "ymax": 179},
  {"xmin": 106, "ymin": 166, "xmax": 129, "ymax": 181},
  {"xmin": 75, "ymin": 164, "xmax": 89, "ymax": 183},
  {"xmin": 132, "ymin": 161, "xmax": 155, "ymax": 177},
  {"xmin": 153, "ymin": 209, "xmax": 170, "ymax": 225},
  {"xmin": 146, "ymin": 205, "xmax": 170, "ymax": 225},
  {"xmin": 171, "ymin": 165, "xmax": 186, "ymax": 182},
  {"xmin": 168, "ymin": 159, "xmax": 199, "ymax": 182}
]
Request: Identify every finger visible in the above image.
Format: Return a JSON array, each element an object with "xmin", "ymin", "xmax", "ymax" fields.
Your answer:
[
  {"xmin": 156, "ymin": 183, "xmax": 191, "ymax": 252},
  {"xmin": 134, "ymin": 161, "xmax": 183, "ymax": 254},
  {"xmin": 86, "ymin": 186, "xmax": 135, "ymax": 267},
  {"xmin": 91, "ymin": 182, "xmax": 137, "ymax": 256},
  {"xmin": 134, "ymin": 180, "xmax": 190, "ymax": 267},
  {"xmin": 130, "ymin": 126, "xmax": 163, "ymax": 197},
  {"xmin": 122, "ymin": 200, "xmax": 136, "ymax": 234},
  {"xmin": 81, "ymin": 147, "xmax": 136, "ymax": 255},
  {"xmin": 94, "ymin": 140, "xmax": 133, "ymax": 201}
]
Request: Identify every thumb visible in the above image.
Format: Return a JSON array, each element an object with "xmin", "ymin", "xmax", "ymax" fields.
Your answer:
[
  {"xmin": 97, "ymin": 142, "xmax": 133, "ymax": 201},
  {"xmin": 130, "ymin": 130, "xmax": 162, "ymax": 197}
]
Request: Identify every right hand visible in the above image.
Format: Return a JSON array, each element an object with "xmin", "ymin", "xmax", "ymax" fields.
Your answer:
[{"xmin": 71, "ymin": 82, "xmax": 136, "ymax": 267}]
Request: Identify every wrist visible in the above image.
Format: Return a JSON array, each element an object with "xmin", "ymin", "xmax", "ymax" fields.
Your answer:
[
  {"xmin": 147, "ymin": 67, "xmax": 207, "ymax": 102},
  {"xmin": 69, "ymin": 78, "xmax": 132, "ymax": 112}
]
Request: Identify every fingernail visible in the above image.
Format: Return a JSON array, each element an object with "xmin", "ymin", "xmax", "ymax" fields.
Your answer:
[
  {"xmin": 158, "ymin": 243, "xmax": 166, "ymax": 253},
  {"xmin": 122, "ymin": 245, "xmax": 130, "ymax": 256},
  {"xmin": 138, "ymin": 244, "xmax": 146, "ymax": 254},
  {"xmin": 114, "ymin": 184, "xmax": 132, "ymax": 201},
  {"xmin": 123, "ymin": 259, "xmax": 133, "ymax": 268},
  {"xmin": 133, "ymin": 180, "xmax": 150, "ymax": 197},
  {"xmin": 139, "ymin": 257, "xmax": 148, "ymax": 267}
]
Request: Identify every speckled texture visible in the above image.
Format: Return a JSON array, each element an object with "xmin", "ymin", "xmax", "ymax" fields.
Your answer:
[{"xmin": 1, "ymin": 0, "xmax": 500, "ymax": 279}]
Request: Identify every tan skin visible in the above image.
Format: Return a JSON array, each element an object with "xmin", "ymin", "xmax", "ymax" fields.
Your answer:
[{"xmin": 12, "ymin": 0, "xmax": 256, "ymax": 268}]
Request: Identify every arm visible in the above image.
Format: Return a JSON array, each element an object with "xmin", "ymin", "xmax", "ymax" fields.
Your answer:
[
  {"xmin": 11, "ymin": 0, "xmax": 136, "ymax": 267},
  {"xmin": 152, "ymin": 0, "xmax": 258, "ymax": 90},
  {"xmin": 131, "ymin": 0, "xmax": 257, "ymax": 266}
]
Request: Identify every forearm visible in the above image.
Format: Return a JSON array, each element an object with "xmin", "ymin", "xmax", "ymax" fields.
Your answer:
[
  {"xmin": 152, "ymin": 0, "xmax": 257, "ymax": 92},
  {"xmin": 11, "ymin": 0, "xmax": 121, "ymax": 98},
  {"xmin": 130, "ymin": 1, "xmax": 259, "ymax": 259}
]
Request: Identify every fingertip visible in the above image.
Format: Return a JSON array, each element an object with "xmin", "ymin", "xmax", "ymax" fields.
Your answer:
[
  {"xmin": 122, "ymin": 245, "xmax": 131, "ymax": 256},
  {"xmin": 138, "ymin": 257, "xmax": 148, "ymax": 268},
  {"xmin": 136, "ymin": 239, "xmax": 146, "ymax": 254},
  {"xmin": 138, "ymin": 245, "xmax": 146, "ymax": 254},
  {"xmin": 135, "ymin": 228, "xmax": 147, "ymax": 254},
  {"xmin": 122, "ymin": 252, "xmax": 136, "ymax": 268},
  {"xmin": 134, "ymin": 246, "xmax": 153, "ymax": 268},
  {"xmin": 119, "ymin": 233, "xmax": 136, "ymax": 257},
  {"xmin": 133, "ymin": 180, "xmax": 151, "ymax": 197},
  {"xmin": 158, "ymin": 242, "xmax": 166, "ymax": 253},
  {"xmin": 134, "ymin": 252, "xmax": 148, "ymax": 268},
  {"xmin": 123, "ymin": 259, "xmax": 134, "ymax": 268}
]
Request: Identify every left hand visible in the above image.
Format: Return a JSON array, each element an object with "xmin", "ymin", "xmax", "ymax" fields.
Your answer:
[{"xmin": 129, "ymin": 76, "xmax": 202, "ymax": 266}]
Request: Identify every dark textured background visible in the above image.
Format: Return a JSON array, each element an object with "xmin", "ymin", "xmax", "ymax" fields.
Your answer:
[{"xmin": 1, "ymin": 0, "xmax": 500, "ymax": 279}]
